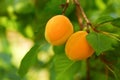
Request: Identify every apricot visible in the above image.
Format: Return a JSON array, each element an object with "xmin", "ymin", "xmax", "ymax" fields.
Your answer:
[
  {"xmin": 65, "ymin": 31, "xmax": 94, "ymax": 60},
  {"xmin": 45, "ymin": 15, "xmax": 73, "ymax": 45}
]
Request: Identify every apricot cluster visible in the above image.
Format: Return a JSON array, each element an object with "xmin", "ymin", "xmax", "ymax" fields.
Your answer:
[{"xmin": 45, "ymin": 15, "xmax": 94, "ymax": 61}]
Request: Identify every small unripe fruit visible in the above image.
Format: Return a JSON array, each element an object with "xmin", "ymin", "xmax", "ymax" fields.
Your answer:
[
  {"xmin": 45, "ymin": 15, "xmax": 73, "ymax": 45},
  {"xmin": 65, "ymin": 31, "xmax": 94, "ymax": 60}
]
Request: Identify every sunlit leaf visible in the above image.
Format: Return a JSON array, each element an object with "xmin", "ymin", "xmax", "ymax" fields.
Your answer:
[
  {"xmin": 86, "ymin": 32, "xmax": 113, "ymax": 55},
  {"xmin": 53, "ymin": 46, "xmax": 81, "ymax": 80},
  {"xmin": 18, "ymin": 43, "xmax": 41, "ymax": 77}
]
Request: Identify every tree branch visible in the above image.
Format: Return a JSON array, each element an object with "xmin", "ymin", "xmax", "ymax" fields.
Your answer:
[
  {"xmin": 105, "ymin": 65, "xmax": 108, "ymax": 80},
  {"xmin": 73, "ymin": 0, "xmax": 91, "ymax": 26},
  {"xmin": 61, "ymin": 0, "xmax": 69, "ymax": 15},
  {"xmin": 75, "ymin": 2, "xmax": 84, "ymax": 30}
]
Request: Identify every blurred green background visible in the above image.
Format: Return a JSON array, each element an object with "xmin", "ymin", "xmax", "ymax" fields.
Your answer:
[{"xmin": 0, "ymin": 0, "xmax": 120, "ymax": 80}]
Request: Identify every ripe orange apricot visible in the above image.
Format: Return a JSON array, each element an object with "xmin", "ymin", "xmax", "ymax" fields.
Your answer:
[
  {"xmin": 45, "ymin": 15, "xmax": 73, "ymax": 46},
  {"xmin": 65, "ymin": 31, "xmax": 94, "ymax": 60}
]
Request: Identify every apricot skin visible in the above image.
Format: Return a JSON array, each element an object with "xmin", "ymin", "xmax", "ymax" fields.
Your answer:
[
  {"xmin": 65, "ymin": 31, "xmax": 94, "ymax": 61},
  {"xmin": 45, "ymin": 15, "xmax": 73, "ymax": 46}
]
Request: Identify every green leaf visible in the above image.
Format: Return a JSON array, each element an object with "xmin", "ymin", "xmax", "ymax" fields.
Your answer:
[
  {"xmin": 86, "ymin": 32, "xmax": 113, "ymax": 55},
  {"xmin": 105, "ymin": 42, "xmax": 120, "ymax": 79},
  {"xmin": 18, "ymin": 43, "xmax": 41, "ymax": 77},
  {"xmin": 94, "ymin": 16, "xmax": 115, "ymax": 25},
  {"xmin": 54, "ymin": 54, "xmax": 81, "ymax": 80},
  {"xmin": 53, "ymin": 46, "xmax": 81, "ymax": 80},
  {"xmin": 111, "ymin": 18, "xmax": 120, "ymax": 28}
]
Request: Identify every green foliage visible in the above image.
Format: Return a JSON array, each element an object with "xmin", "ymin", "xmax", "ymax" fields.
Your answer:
[
  {"xmin": 111, "ymin": 18, "xmax": 120, "ymax": 28},
  {"xmin": 53, "ymin": 46, "xmax": 81, "ymax": 80},
  {"xmin": 0, "ymin": 0, "xmax": 120, "ymax": 80},
  {"xmin": 18, "ymin": 43, "xmax": 41, "ymax": 77},
  {"xmin": 94, "ymin": 16, "xmax": 120, "ymax": 31},
  {"xmin": 104, "ymin": 42, "xmax": 120, "ymax": 79},
  {"xmin": 86, "ymin": 32, "xmax": 114, "ymax": 55},
  {"xmin": 94, "ymin": 15, "xmax": 115, "ymax": 25},
  {"xmin": 14, "ymin": 1, "xmax": 34, "ymax": 14}
]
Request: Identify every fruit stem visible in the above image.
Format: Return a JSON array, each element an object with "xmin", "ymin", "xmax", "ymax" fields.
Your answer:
[
  {"xmin": 73, "ymin": 0, "xmax": 91, "ymax": 24},
  {"xmin": 73, "ymin": 0, "xmax": 92, "ymax": 28},
  {"xmin": 75, "ymin": 2, "xmax": 84, "ymax": 30},
  {"xmin": 62, "ymin": 0, "xmax": 69, "ymax": 15}
]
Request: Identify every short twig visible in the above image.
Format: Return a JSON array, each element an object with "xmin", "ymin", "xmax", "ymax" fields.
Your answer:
[
  {"xmin": 99, "ymin": 54, "xmax": 112, "ymax": 65},
  {"xmin": 61, "ymin": 0, "xmax": 69, "ymax": 15},
  {"xmin": 105, "ymin": 65, "xmax": 108, "ymax": 80}
]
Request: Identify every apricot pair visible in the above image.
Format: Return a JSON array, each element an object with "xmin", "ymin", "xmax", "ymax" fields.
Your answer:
[{"xmin": 45, "ymin": 15, "xmax": 94, "ymax": 61}]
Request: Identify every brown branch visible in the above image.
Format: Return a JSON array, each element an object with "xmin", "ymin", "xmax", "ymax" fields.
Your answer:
[
  {"xmin": 75, "ymin": 3, "xmax": 84, "ymax": 30},
  {"xmin": 99, "ymin": 54, "xmax": 119, "ymax": 80},
  {"xmin": 61, "ymin": 0, "xmax": 69, "ymax": 15},
  {"xmin": 99, "ymin": 54, "xmax": 113, "ymax": 65},
  {"xmin": 86, "ymin": 59, "xmax": 90, "ymax": 80},
  {"xmin": 73, "ymin": 0, "xmax": 91, "ymax": 26}
]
